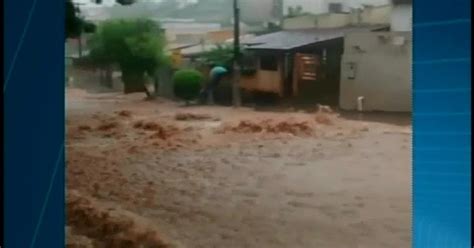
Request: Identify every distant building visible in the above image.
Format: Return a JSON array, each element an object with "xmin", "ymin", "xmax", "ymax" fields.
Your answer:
[
  {"xmin": 157, "ymin": 20, "xmax": 222, "ymax": 44},
  {"xmin": 283, "ymin": 0, "xmax": 390, "ymax": 15},
  {"xmin": 283, "ymin": 4, "xmax": 392, "ymax": 30}
]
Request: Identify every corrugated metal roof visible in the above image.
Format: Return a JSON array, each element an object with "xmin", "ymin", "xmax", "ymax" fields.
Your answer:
[
  {"xmin": 243, "ymin": 25, "xmax": 389, "ymax": 50},
  {"xmin": 181, "ymin": 44, "xmax": 218, "ymax": 56},
  {"xmin": 168, "ymin": 43, "xmax": 200, "ymax": 51}
]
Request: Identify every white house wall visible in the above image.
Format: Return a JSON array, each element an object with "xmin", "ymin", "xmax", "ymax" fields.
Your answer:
[
  {"xmin": 391, "ymin": 4, "xmax": 412, "ymax": 31},
  {"xmin": 283, "ymin": 0, "xmax": 390, "ymax": 15},
  {"xmin": 283, "ymin": 4, "xmax": 392, "ymax": 30},
  {"xmin": 284, "ymin": 15, "xmax": 319, "ymax": 29},
  {"xmin": 342, "ymin": 0, "xmax": 390, "ymax": 9},
  {"xmin": 339, "ymin": 32, "xmax": 412, "ymax": 112},
  {"xmin": 315, "ymin": 13, "xmax": 351, "ymax": 28},
  {"xmin": 351, "ymin": 4, "xmax": 392, "ymax": 25}
]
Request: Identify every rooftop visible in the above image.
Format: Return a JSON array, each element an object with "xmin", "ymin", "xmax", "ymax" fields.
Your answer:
[{"xmin": 243, "ymin": 25, "xmax": 389, "ymax": 50}]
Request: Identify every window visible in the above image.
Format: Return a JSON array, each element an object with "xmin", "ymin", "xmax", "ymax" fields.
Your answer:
[
  {"xmin": 260, "ymin": 55, "xmax": 278, "ymax": 71},
  {"xmin": 241, "ymin": 53, "xmax": 258, "ymax": 76},
  {"xmin": 347, "ymin": 62, "xmax": 357, "ymax": 80},
  {"xmin": 328, "ymin": 3, "xmax": 343, "ymax": 13}
]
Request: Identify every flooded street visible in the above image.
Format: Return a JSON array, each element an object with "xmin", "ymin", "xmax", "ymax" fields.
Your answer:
[{"xmin": 66, "ymin": 88, "xmax": 411, "ymax": 248}]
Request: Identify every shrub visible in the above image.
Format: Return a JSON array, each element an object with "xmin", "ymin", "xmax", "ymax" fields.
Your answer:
[{"xmin": 173, "ymin": 69, "xmax": 204, "ymax": 104}]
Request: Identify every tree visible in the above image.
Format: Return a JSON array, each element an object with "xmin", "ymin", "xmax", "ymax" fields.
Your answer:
[
  {"xmin": 65, "ymin": 0, "xmax": 82, "ymax": 39},
  {"xmin": 93, "ymin": 0, "xmax": 136, "ymax": 5},
  {"xmin": 200, "ymin": 44, "xmax": 234, "ymax": 69},
  {"xmin": 116, "ymin": 0, "xmax": 135, "ymax": 5},
  {"xmin": 286, "ymin": 5, "xmax": 305, "ymax": 18},
  {"xmin": 66, "ymin": 0, "xmax": 97, "ymax": 40},
  {"xmin": 88, "ymin": 19, "xmax": 168, "ymax": 98},
  {"xmin": 83, "ymin": 22, "xmax": 97, "ymax": 33}
]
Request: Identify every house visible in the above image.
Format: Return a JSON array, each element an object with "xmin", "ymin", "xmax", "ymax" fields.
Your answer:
[
  {"xmin": 283, "ymin": 0, "xmax": 390, "ymax": 16},
  {"xmin": 339, "ymin": 0, "xmax": 412, "ymax": 112},
  {"xmin": 158, "ymin": 20, "xmax": 222, "ymax": 44},
  {"xmin": 339, "ymin": 31, "xmax": 412, "ymax": 112},
  {"xmin": 283, "ymin": 4, "xmax": 392, "ymax": 30},
  {"xmin": 240, "ymin": 25, "xmax": 388, "ymax": 105},
  {"xmin": 207, "ymin": 30, "xmax": 236, "ymax": 43}
]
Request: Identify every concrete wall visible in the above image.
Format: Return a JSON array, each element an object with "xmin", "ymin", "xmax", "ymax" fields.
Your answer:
[
  {"xmin": 339, "ymin": 31, "xmax": 412, "ymax": 112},
  {"xmin": 207, "ymin": 30, "xmax": 234, "ymax": 43},
  {"xmin": 162, "ymin": 22, "xmax": 221, "ymax": 43},
  {"xmin": 67, "ymin": 66, "xmax": 124, "ymax": 92},
  {"xmin": 391, "ymin": 4, "xmax": 412, "ymax": 31},
  {"xmin": 283, "ymin": 0, "xmax": 390, "ymax": 15},
  {"xmin": 315, "ymin": 13, "xmax": 351, "ymax": 28},
  {"xmin": 349, "ymin": 4, "xmax": 392, "ymax": 25},
  {"xmin": 283, "ymin": 15, "xmax": 318, "ymax": 29},
  {"xmin": 283, "ymin": 5, "xmax": 391, "ymax": 30},
  {"xmin": 283, "ymin": 13, "xmax": 350, "ymax": 29},
  {"xmin": 342, "ymin": 0, "xmax": 390, "ymax": 9}
]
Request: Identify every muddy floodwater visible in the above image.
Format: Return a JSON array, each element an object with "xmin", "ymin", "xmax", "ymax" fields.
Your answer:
[{"xmin": 66, "ymin": 88, "xmax": 411, "ymax": 248}]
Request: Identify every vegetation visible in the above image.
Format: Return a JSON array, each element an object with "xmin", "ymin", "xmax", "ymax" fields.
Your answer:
[
  {"xmin": 286, "ymin": 5, "xmax": 307, "ymax": 18},
  {"xmin": 94, "ymin": 0, "xmax": 136, "ymax": 5},
  {"xmin": 88, "ymin": 19, "xmax": 168, "ymax": 97},
  {"xmin": 199, "ymin": 45, "xmax": 260, "ymax": 76},
  {"xmin": 83, "ymin": 22, "xmax": 97, "ymax": 33},
  {"xmin": 65, "ymin": 0, "xmax": 98, "ymax": 39},
  {"xmin": 65, "ymin": 0, "xmax": 82, "ymax": 39},
  {"xmin": 200, "ymin": 44, "xmax": 234, "ymax": 69},
  {"xmin": 173, "ymin": 69, "xmax": 204, "ymax": 105}
]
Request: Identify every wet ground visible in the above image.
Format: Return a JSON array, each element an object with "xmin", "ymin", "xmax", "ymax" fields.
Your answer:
[{"xmin": 66, "ymin": 88, "xmax": 412, "ymax": 248}]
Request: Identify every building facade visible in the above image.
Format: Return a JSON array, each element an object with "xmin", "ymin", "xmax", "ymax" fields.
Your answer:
[
  {"xmin": 283, "ymin": 0, "xmax": 390, "ymax": 15},
  {"xmin": 339, "ymin": 31, "xmax": 412, "ymax": 112},
  {"xmin": 283, "ymin": 4, "xmax": 392, "ymax": 30},
  {"xmin": 390, "ymin": 0, "xmax": 412, "ymax": 31}
]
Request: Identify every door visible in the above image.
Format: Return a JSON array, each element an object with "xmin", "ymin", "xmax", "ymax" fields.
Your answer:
[{"xmin": 293, "ymin": 53, "xmax": 320, "ymax": 99}]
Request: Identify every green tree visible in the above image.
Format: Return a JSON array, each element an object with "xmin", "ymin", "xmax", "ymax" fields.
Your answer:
[
  {"xmin": 66, "ymin": 0, "xmax": 97, "ymax": 40},
  {"xmin": 200, "ymin": 44, "xmax": 234, "ymax": 68},
  {"xmin": 286, "ymin": 5, "xmax": 305, "ymax": 18},
  {"xmin": 94, "ymin": 0, "xmax": 136, "ymax": 5},
  {"xmin": 65, "ymin": 0, "xmax": 82, "ymax": 39},
  {"xmin": 173, "ymin": 69, "xmax": 204, "ymax": 105},
  {"xmin": 200, "ymin": 45, "xmax": 258, "ymax": 75},
  {"xmin": 83, "ymin": 22, "xmax": 97, "ymax": 33},
  {"xmin": 88, "ymin": 19, "xmax": 168, "ymax": 97}
]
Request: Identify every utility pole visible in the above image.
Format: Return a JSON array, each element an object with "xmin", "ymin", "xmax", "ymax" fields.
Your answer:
[
  {"xmin": 232, "ymin": 0, "xmax": 242, "ymax": 107},
  {"xmin": 74, "ymin": 2, "xmax": 84, "ymax": 58},
  {"xmin": 78, "ymin": 29, "xmax": 83, "ymax": 58}
]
